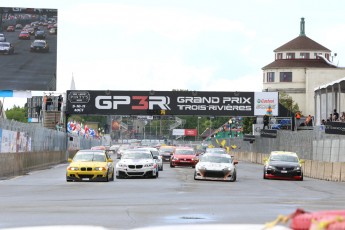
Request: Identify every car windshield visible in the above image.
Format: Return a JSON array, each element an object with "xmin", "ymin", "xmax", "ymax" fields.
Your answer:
[
  {"xmin": 175, "ymin": 149, "xmax": 195, "ymax": 155},
  {"xmin": 270, "ymin": 154, "xmax": 298, "ymax": 162},
  {"xmin": 73, "ymin": 152, "xmax": 106, "ymax": 162},
  {"xmin": 206, "ymin": 148, "xmax": 226, "ymax": 154},
  {"xmin": 33, "ymin": 41, "xmax": 46, "ymax": 47},
  {"xmin": 160, "ymin": 149, "xmax": 174, "ymax": 153},
  {"xmin": 0, "ymin": 43, "xmax": 9, "ymax": 47},
  {"xmin": 122, "ymin": 152, "xmax": 152, "ymax": 159},
  {"xmin": 200, "ymin": 155, "xmax": 232, "ymax": 163}
]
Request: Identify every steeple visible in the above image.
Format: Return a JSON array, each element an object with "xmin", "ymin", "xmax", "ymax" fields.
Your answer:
[{"xmin": 300, "ymin": 17, "xmax": 305, "ymax": 36}]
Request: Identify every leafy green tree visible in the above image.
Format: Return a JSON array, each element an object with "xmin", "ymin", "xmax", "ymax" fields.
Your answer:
[
  {"xmin": 5, "ymin": 105, "xmax": 27, "ymax": 123},
  {"xmin": 279, "ymin": 91, "xmax": 300, "ymax": 115}
]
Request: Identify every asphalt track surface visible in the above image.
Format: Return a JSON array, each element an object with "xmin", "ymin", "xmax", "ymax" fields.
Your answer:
[
  {"xmin": 0, "ymin": 27, "xmax": 57, "ymax": 90},
  {"xmin": 0, "ymin": 156, "xmax": 344, "ymax": 230}
]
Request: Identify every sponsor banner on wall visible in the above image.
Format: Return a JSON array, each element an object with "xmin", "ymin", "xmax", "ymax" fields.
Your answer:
[
  {"xmin": 254, "ymin": 92, "xmax": 279, "ymax": 116},
  {"xmin": 0, "ymin": 129, "xmax": 2, "ymax": 152},
  {"xmin": 260, "ymin": 129, "xmax": 277, "ymax": 138},
  {"xmin": 172, "ymin": 129, "xmax": 197, "ymax": 136},
  {"xmin": 325, "ymin": 122, "xmax": 345, "ymax": 135},
  {"xmin": 172, "ymin": 129, "xmax": 185, "ymax": 136},
  {"xmin": 185, "ymin": 129, "xmax": 197, "ymax": 136},
  {"xmin": 0, "ymin": 129, "xmax": 31, "ymax": 153},
  {"xmin": 66, "ymin": 90, "xmax": 271, "ymax": 116}
]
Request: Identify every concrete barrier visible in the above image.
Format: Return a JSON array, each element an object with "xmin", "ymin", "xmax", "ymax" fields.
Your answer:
[
  {"xmin": 316, "ymin": 162, "xmax": 325, "ymax": 179},
  {"xmin": 0, "ymin": 151, "xmax": 66, "ymax": 179},
  {"xmin": 310, "ymin": 160, "xmax": 319, "ymax": 178},
  {"xmin": 332, "ymin": 162, "xmax": 342, "ymax": 182},
  {"xmin": 303, "ymin": 160, "xmax": 312, "ymax": 178},
  {"xmin": 341, "ymin": 163, "xmax": 345, "ymax": 182},
  {"xmin": 323, "ymin": 162, "xmax": 333, "ymax": 181}
]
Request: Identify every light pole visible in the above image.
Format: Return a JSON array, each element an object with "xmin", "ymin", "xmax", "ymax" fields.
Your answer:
[{"xmin": 197, "ymin": 117, "xmax": 201, "ymax": 141}]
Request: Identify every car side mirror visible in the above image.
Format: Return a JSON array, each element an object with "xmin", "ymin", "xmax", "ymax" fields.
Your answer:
[
  {"xmin": 234, "ymin": 160, "xmax": 238, "ymax": 165},
  {"xmin": 153, "ymin": 156, "xmax": 158, "ymax": 159},
  {"xmin": 68, "ymin": 158, "xmax": 72, "ymax": 162}
]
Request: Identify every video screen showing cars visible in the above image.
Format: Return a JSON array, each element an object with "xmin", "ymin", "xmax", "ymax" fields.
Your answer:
[{"xmin": 0, "ymin": 7, "xmax": 57, "ymax": 90}]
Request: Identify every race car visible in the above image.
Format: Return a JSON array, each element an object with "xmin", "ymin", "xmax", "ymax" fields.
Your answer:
[{"xmin": 263, "ymin": 151, "xmax": 304, "ymax": 180}]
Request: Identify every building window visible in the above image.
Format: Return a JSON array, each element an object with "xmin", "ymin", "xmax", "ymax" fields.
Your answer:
[
  {"xmin": 276, "ymin": 53, "xmax": 283, "ymax": 59},
  {"xmin": 286, "ymin": 53, "xmax": 295, "ymax": 59},
  {"xmin": 300, "ymin": 53, "xmax": 310, "ymax": 59},
  {"xmin": 280, "ymin": 72, "xmax": 292, "ymax": 82},
  {"xmin": 325, "ymin": 53, "xmax": 330, "ymax": 60},
  {"xmin": 267, "ymin": 72, "xmax": 275, "ymax": 82},
  {"xmin": 315, "ymin": 53, "xmax": 322, "ymax": 59}
]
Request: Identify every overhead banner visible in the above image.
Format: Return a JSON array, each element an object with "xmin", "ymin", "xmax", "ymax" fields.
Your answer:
[{"xmin": 66, "ymin": 90, "xmax": 278, "ymax": 116}]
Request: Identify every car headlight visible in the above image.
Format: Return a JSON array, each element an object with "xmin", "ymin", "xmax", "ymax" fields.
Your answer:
[
  {"xmin": 172, "ymin": 157, "xmax": 178, "ymax": 160},
  {"xmin": 223, "ymin": 167, "xmax": 231, "ymax": 171},
  {"xmin": 117, "ymin": 163, "xmax": 127, "ymax": 168},
  {"xmin": 94, "ymin": 167, "xmax": 107, "ymax": 171},
  {"xmin": 144, "ymin": 163, "xmax": 154, "ymax": 167},
  {"xmin": 192, "ymin": 158, "xmax": 199, "ymax": 161},
  {"xmin": 267, "ymin": 165, "xmax": 276, "ymax": 169},
  {"xmin": 68, "ymin": 166, "xmax": 79, "ymax": 171},
  {"xmin": 294, "ymin": 166, "xmax": 301, "ymax": 170}
]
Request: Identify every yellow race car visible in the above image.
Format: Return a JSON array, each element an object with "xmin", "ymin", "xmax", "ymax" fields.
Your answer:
[{"xmin": 66, "ymin": 149, "xmax": 114, "ymax": 182}]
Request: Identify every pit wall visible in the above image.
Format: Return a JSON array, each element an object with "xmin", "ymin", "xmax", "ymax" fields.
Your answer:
[
  {"xmin": 232, "ymin": 152, "xmax": 345, "ymax": 182},
  {"xmin": 0, "ymin": 151, "xmax": 66, "ymax": 179}
]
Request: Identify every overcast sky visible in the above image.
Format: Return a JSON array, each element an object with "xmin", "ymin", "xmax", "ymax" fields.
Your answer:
[{"xmin": 2, "ymin": 0, "xmax": 345, "ymax": 110}]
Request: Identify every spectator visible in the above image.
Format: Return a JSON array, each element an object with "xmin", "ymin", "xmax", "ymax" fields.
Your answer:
[
  {"xmin": 263, "ymin": 114, "xmax": 269, "ymax": 129},
  {"xmin": 329, "ymin": 113, "xmax": 333, "ymax": 121},
  {"xmin": 55, "ymin": 122, "xmax": 62, "ymax": 131},
  {"xmin": 321, "ymin": 119, "xmax": 326, "ymax": 125},
  {"xmin": 340, "ymin": 112, "xmax": 345, "ymax": 122},
  {"xmin": 295, "ymin": 111, "xmax": 301, "ymax": 119},
  {"xmin": 304, "ymin": 115, "xmax": 313, "ymax": 126},
  {"xmin": 333, "ymin": 109, "xmax": 339, "ymax": 121},
  {"xmin": 57, "ymin": 95, "xmax": 63, "ymax": 111},
  {"xmin": 46, "ymin": 96, "xmax": 53, "ymax": 111}
]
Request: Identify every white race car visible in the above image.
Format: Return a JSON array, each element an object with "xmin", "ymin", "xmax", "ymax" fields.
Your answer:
[
  {"xmin": 116, "ymin": 149, "xmax": 158, "ymax": 179},
  {"xmin": 194, "ymin": 153, "xmax": 237, "ymax": 182}
]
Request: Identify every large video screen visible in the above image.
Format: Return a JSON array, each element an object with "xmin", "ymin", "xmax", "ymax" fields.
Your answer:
[{"xmin": 0, "ymin": 7, "xmax": 57, "ymax": 90}]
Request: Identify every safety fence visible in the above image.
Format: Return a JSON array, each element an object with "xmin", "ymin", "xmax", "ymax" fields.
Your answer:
[{"xmin": 217, "ymin": 127, "xmax": 345, "ymax": 162}]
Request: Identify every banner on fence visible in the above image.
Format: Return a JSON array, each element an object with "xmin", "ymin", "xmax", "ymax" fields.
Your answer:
[{"xmin": 325, "ymin": 122, "xmax": 345, "ymax": 135}]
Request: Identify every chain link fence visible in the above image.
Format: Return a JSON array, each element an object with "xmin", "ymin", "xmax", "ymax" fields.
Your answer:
[
  {"xmin": 0, "ymin": 118, "xmax": 101, "ymax": 153},
  {"xmin": 224, "ymin": 127, "xmax": 345, "ymax": 162}
]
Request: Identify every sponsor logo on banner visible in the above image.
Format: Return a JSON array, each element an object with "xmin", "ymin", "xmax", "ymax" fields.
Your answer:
[
  {"xmin": 325, "ymin": 122, "xmax": 345, "ymax": 135},
  {"xmin": 254, "ymin": 92, "xmax": 278, "ymax": 116},
  {"xmin": 260, "ymin": 129, "xmax": 277, "ymax": 138}
]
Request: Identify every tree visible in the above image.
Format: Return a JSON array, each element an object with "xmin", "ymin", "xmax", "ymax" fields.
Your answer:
[
  {"xmin": 279, "ymin": 92, "xmax": 300, "ymax": 115},
  {"xmin": 5, "ymin": 105, "xmax": 27, "ymax": 122}
]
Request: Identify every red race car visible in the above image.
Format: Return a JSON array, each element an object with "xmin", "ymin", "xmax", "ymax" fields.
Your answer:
[
  {"xmin": 170, "ymin": 147, "xmax": 199, "ymax": 168},
  {"xmin": 18, "ymin": 31, "xmax": 31, "ymax": 40}
]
